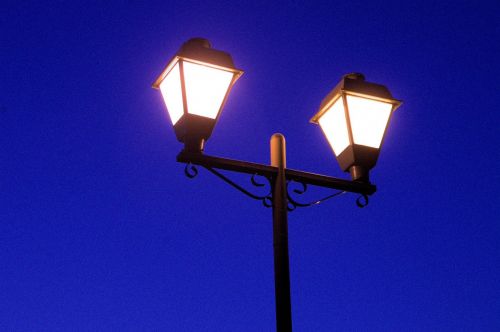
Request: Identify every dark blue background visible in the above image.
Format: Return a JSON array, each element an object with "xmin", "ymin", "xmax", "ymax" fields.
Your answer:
[{"xmin": 1, "ymin": 1, "xmax": 499, "ymax": 330}]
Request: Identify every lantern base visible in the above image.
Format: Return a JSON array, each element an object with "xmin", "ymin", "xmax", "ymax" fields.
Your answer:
[
  {"xmin": 336, "ymin": 144, "xmax": 379, "ymax": 174},
  {"xmin": 174, "ymin": 113, "xmax": 215, "ymax": 154},
  {"xmin": 183, "ymin": 138, "xmax": 205, "ymax": 154},
  {"xmin": 349, "ymin": 165, "xmax": 369, "ymax": 182}
]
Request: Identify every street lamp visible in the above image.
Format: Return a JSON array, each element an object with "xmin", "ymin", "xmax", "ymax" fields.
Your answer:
[
  {"xmin": 153, "ymin": 38, "xmax": 401, "ymax": 332},
  {"xmin": 311, "ymin": 73, "xmax": 401, "ymax": 181},
  {"xmin": 152, "ymin": 38, "xmax": 243, "ymax": 152}
]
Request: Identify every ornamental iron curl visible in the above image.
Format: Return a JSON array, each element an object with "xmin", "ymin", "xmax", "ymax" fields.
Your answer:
[
  {"xmin": 286, "ymin": 180, "xmax": 346, "ymax": 211},
  {"xmin": 356, "ymin": 194, "xmax": 369, "ymax": 208},
  {"xmin": 184, "ymin": 163, "xmax": 198, "ymax": 178}
]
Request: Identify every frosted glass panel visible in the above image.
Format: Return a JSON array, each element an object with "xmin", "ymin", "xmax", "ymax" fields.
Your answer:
[
  {"xmin": 183, "ymin": 61, "xmax": 234, "ymax": 119},
  {"xmin": 159, "ymin": 63, "xmax": 184, "ymax": 125},
  {"xmin": 346, "ymin": 95, "xmax": 392, "ymax": 148},
  {"xmin": 318, "ymin": 98, "xmax": 350, "ymax": 156}
]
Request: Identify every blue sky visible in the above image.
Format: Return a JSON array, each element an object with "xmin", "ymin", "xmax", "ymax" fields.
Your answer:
[{"xmin": 1, "ymin": 0, "xmax": 499, "ymax": 330}]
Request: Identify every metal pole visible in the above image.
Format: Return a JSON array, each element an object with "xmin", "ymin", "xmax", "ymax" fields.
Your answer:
[{"xmin": 270, "ymin": 133, "xmax": 292, "ymax": 332}]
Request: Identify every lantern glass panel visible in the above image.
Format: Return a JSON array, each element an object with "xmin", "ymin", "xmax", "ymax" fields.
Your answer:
[
  {"xmin": 346, "ymin": 95, "xmax": 392, "ymax": 148},
  {"xmin": 159, "ymin": 62, "xmax": 184, "ymax": 125},
  {"xmin": 183, "ymin": 61, "xmax": 234, "ymax": 120},
  {"xmin": 318, "ymin": 97, "xmax": 350, "ymax": 156}
]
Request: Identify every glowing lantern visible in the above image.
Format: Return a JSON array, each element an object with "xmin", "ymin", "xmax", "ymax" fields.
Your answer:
[
  {"xmin": 153, "ymin": 38, "xmax": 243, "ymax": 152},
  {"xmin": 311, "ymin": 73, "xmax": 401, "ymax": 181}
]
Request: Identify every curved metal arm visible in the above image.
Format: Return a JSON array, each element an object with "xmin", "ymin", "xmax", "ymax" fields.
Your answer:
[
  {"xmin": 183, "ymin": 163, "xmax": 273, "ymax": 207},
  {"xmin": 286, "ymin": 180, "xmax": 346, "ymax": 211}
]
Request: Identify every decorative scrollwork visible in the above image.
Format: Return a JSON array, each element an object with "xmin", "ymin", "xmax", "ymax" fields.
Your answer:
[
  {"xmin": 184, "ymin": 163, "xmax": 198, "ymax": 178},
  {"xmin": 183, "ymin": 163, "xmax": 369, "ymax": 209},
  {"xmin": 356, "ymin": 194, "xmax": 369, "ymax": 208},
  {"xmin": 192, "ymin": 166, "xmax": 273, "ymax": 208},
  {"xmin": 251, "ymin": 173, "xmax": 266, "ymax": 187},
  {"xmin": 250, "ymin": 174, "xmax": 273, "ymax": 206},
  {"xmin": 286, "ymin": 180, "xmax": 346, "ymax": 211}
]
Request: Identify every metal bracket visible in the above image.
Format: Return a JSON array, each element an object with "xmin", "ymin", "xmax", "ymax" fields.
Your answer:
[
  {"xmin": 286, "ymin": 181, "xmax": 370, "ymax": 210},
  {"xmin": 184, "ymin": 163, "xmax": 370, "ymax": 210},
  {"xmin": 286, "ymin": 180, "xmax": 347, "ymax": 211},
  {"xmin": 183, "ymin": 163, "xmax": 273, "ymax": 208},
  {"xmin": 179, "ymin": 151, "xmax": 374, "ymax": 211}
]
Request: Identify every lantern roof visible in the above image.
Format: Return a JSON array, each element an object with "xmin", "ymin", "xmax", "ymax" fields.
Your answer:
[
  {"xmin": 152, "ymin": 38, "xmax": 243, "ymax": 89},
  {"xmin": 311, "ymin": 73, "xmax": 401, "ymax": 124}
]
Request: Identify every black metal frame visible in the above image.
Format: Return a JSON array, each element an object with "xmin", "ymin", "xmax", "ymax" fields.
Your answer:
[
  {"xmin": 154, "ymin": 39, "xmax": 401, "ymax": 332},
  {"xmin": 177, "ymin": 148, "xmax": 376, "ymax": 332}
]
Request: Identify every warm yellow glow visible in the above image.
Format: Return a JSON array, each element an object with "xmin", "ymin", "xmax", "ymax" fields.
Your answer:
[
  {"xmin": 346, "ymin": 95, "xmax": 393, "ymax": 148},
  {"xmin": 318, "ymin": 97, "xmax": 350, "ymax": 156},
  {"xmin": 183, "ymin": 61, "xmax": 234, "ymax": 119},
  {"xmin": 159, "ymin": 62, "xmax": 184, "ymax": 125}
]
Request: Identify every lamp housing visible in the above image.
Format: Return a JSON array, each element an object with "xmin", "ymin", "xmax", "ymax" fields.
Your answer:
[
  {"xmin": 153, "ymin": 38, "xmax": 243, "ymax": 152},
  {"xmin": 311, "ymin": 73, "xmax": 401, "ymax": 181}
]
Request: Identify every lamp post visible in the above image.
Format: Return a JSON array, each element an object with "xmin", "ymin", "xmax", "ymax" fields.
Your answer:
[{"xmin": 153, "ymin": 38, "xmax": 401, "ymax": 332}]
